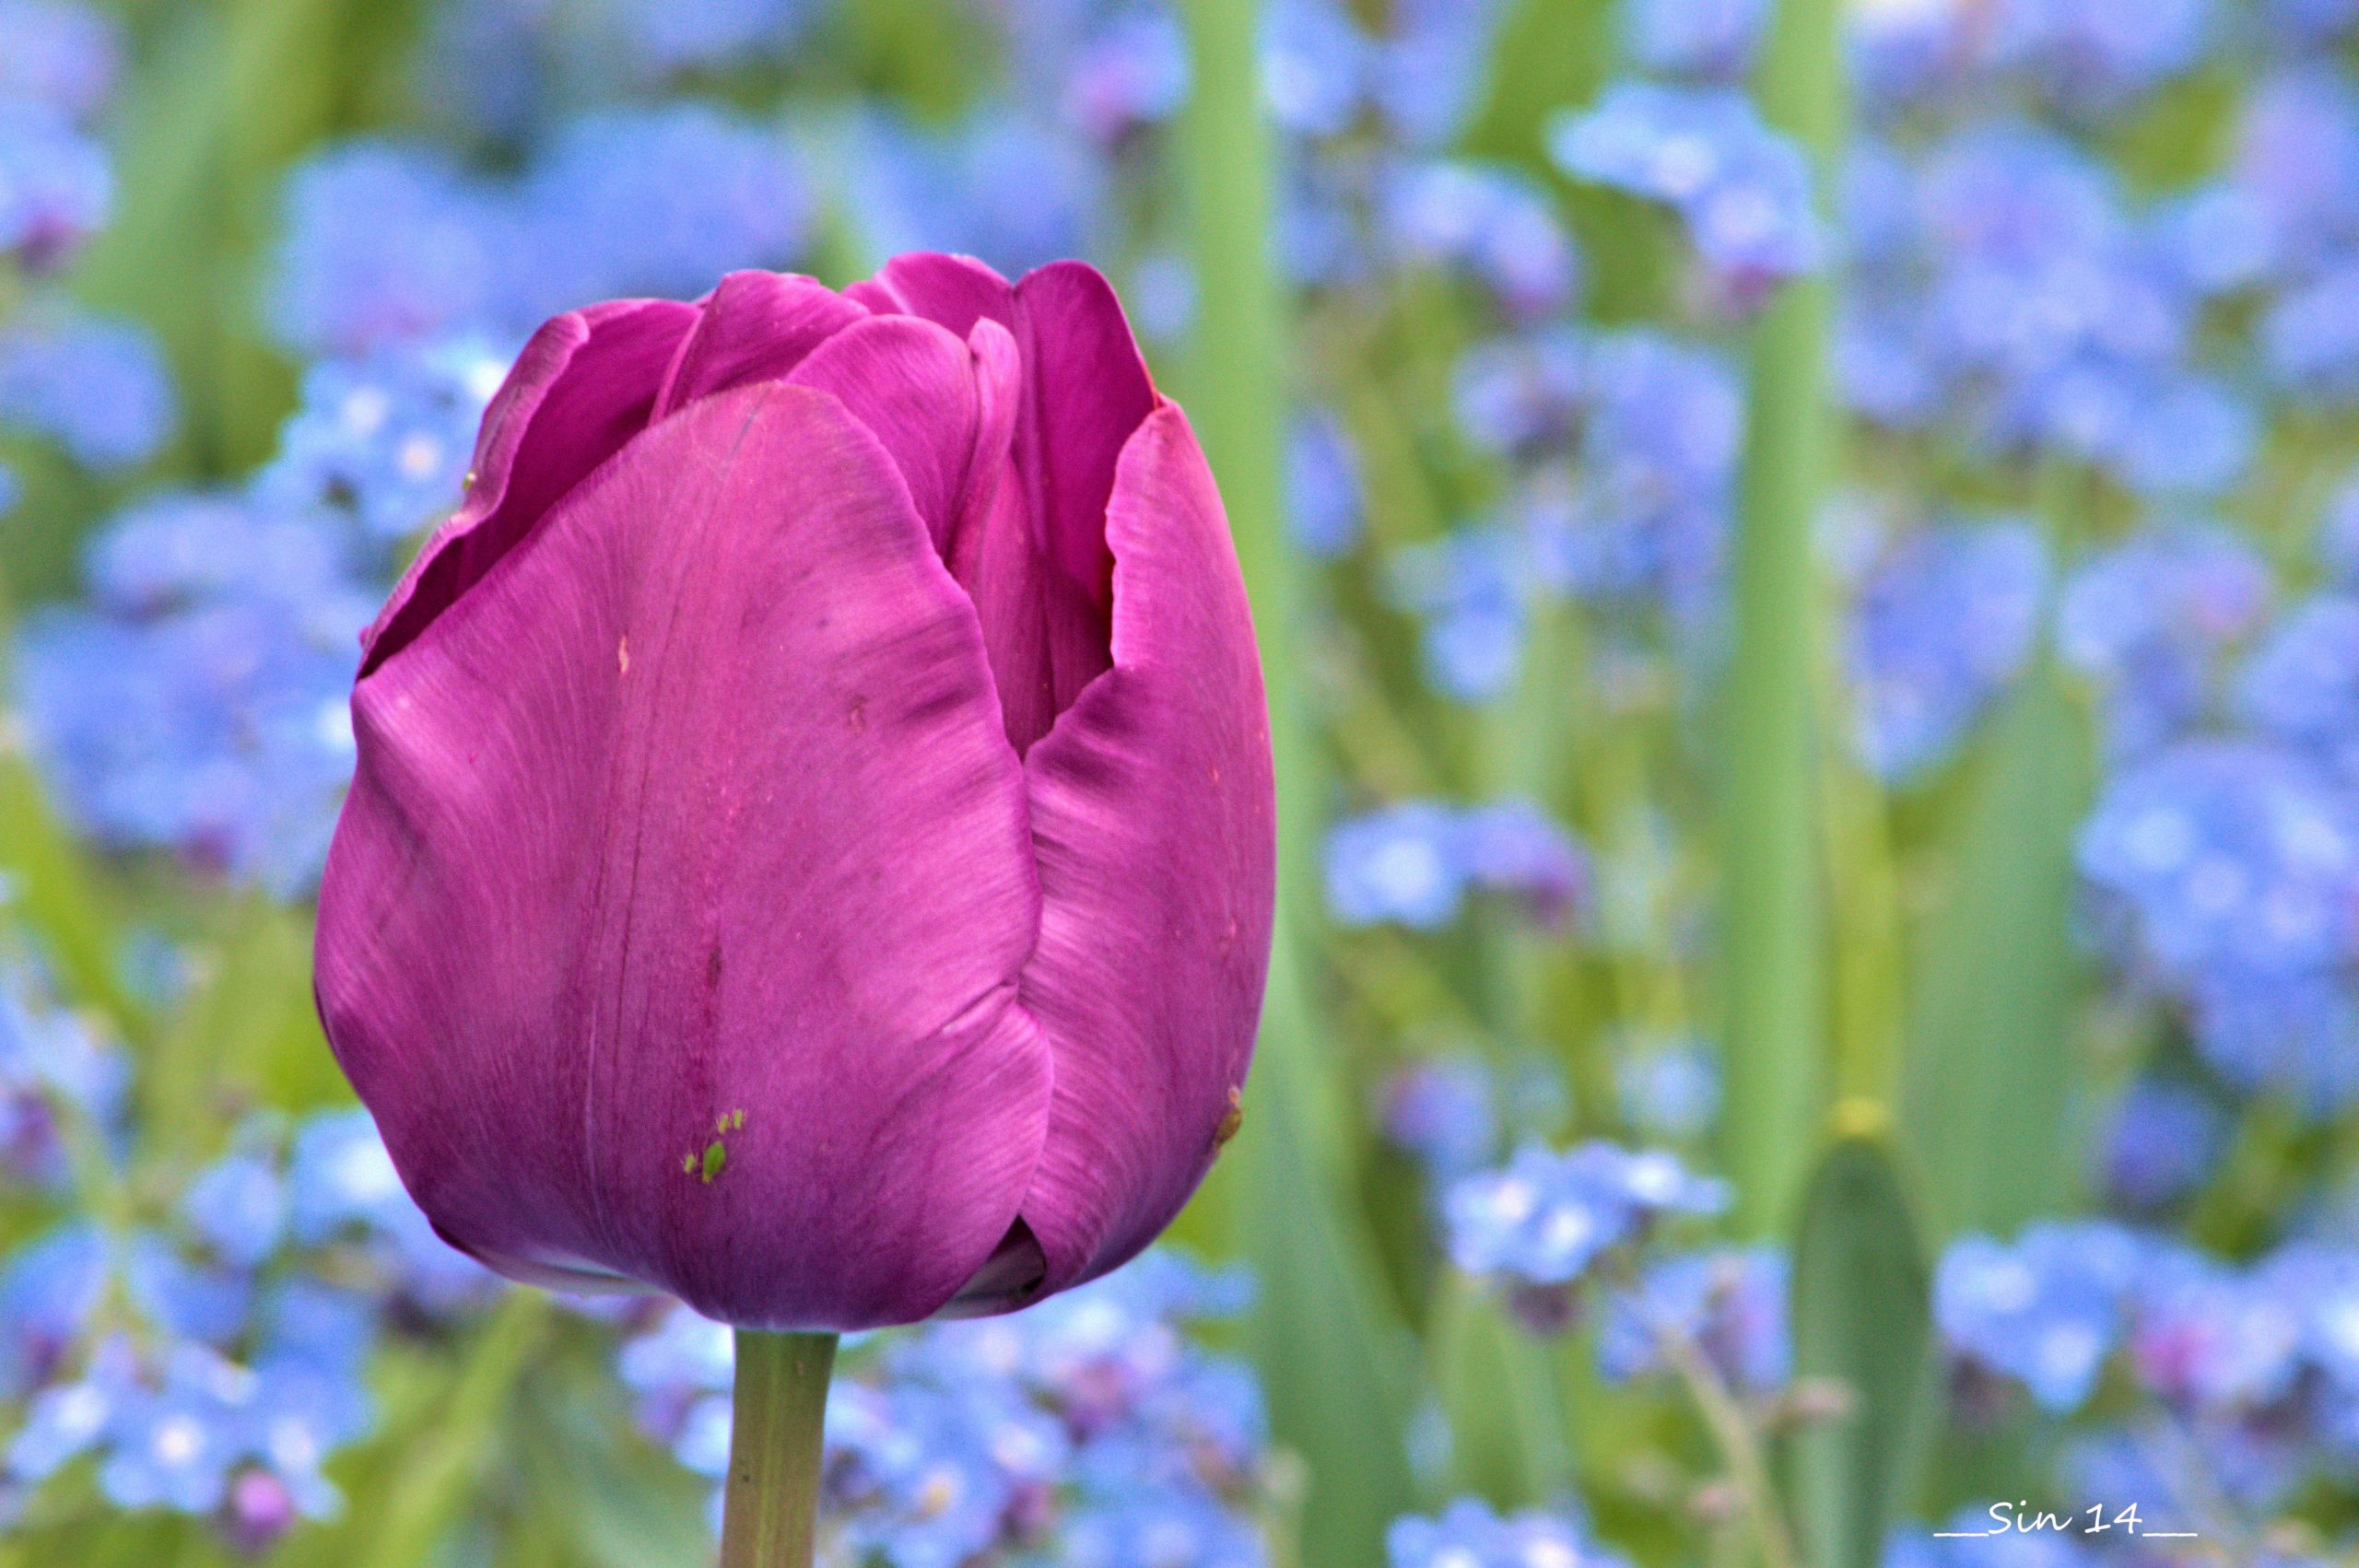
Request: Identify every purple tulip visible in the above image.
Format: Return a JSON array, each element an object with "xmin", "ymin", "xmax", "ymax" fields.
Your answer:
[{"xmin": 313, "ymin": 254, "xmax": 1275, "ymax": 1331}]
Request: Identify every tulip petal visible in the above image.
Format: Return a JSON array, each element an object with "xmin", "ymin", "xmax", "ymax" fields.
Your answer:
[
  {"xmin": 1009, "ymin": 261, "xmax": 1156, "ymax": 614},
  {"xmin": 651, "ymin": 270, "xmax": 867, "ymax": 421},
  {"xmin": 853, "ymin": 255, "xmax": 1155, "ymax": 624},
  {"xmin": 954, "ymin": 451, "xmax": 1063, "ymax": 754},
  {"xmin": 854, "ymin": 258, "xmax": 1156, "ymax": 754},
  {"xmin": 1005, "ymin": 404, "xmax": 1276, "ymax": 1295},
  {"xmin": 362, "ymin": 298, "xmax": 698, "ymax": 677},
  {"xmin": 316, "ymin": 383, "xmax": 1053, "ymax": 1330},
  {"xmin": 785, "ymin": 315, "xmax": 981, "ymax": 554},
  {"xmin": 845, "ymin": 251, "xmax": 1017, "ymax": 339}
]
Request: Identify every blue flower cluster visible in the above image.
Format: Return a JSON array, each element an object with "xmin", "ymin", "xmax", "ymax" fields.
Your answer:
[
  {"xmin": 1287, "ymin": 406, "xmax": 1364, "ymax": 557},
  {"xmin": 2095, "ymin": 1078, "xmax": 2226, "ymax": 1212},
  {"xmin": 1327, "ymin": 799, "xmax": 1590, "ymax": 930},
  {"xmin": 0, "ymin": 947, "xmax": 123, "ymax": 1189},
  {"xmin": 1937, "ymin": 1222, "xmax": 2147, "ymax": 1414},
  {"xmin": 1840, "ymin": 122, "xmax": 2250, "ymax": 494},
  {"xmin": 1932, "ymin": 1219, "xmax": 2359, "ymax": 1517},
  {"xmin": 270, "ymin": 105, "xmax": 812, "ymax": 358},
  {"xmin": 5, "ymin": 29, "xmax": 541, "ymax": 886},
  {"xmin": 0, "ymin": 307, "xmax": 175, "ymax": 473},
  {"xmin": 620, "ymin": 1250, "xmax": 1274, "ymax": 1565},
  {"xmin": 1377, "ymin": 1052, "xmax": 1572, "ymax": 1187},
  {"xmin": 18, "ymin": 495, "xmax": 378, "ymax": 893},
  {"xmin": 1386, "ymin": 325, "xmax": 1741, "ymax": 702},
  {"xmin": 1614, "ymin": 1036, "xmax": 1721, "ymax": 1141},
  {"xmin": 0, "ymin": 930, "xmax": 493, "ymax": 1546},
  {"xmin": 1389, "ymin": 1496, "xmax": 1631, "ymax": 1568},
  {"xmin": 0, "ymin": 0, "xmax": 117, "ymax": 271},
  {"xmin": 1378, "ymin": 1057, "xmax": 1503, "ymax": 1182},
  {"xmin": 2079, "ymin": 740, "xmax": 2359, "ymax": 1109},
  {"xmin": 1551, "ymin": 83, "xmax": 1822, "ymax": 297},
  {"xmin": 1450, "ymin": 1202, "xmax": 2359, "ymax": 1555},
  {"xmin": 1444, "ymin": 1140, "xmax": 1727, "ymax": 1328},
  {"xmin": 1843, "ymin": 518, "xmax": 2048, "ymax": 784},
  {"xmin": 1595, "ymin": 1243, "xmax": 1790, "ymax": 1396},
  {"xmin": 1625, "ymin": 0, "xmax": 1765, "ymax": 82},
  {"xmin": 415, "ymin": 0, "xmax": 816, "ymax": 142},
  {"xmin": 0, "ymin": 1, "xmax": 176, "ymax": 478},
  {"xmin": 254, "ymin": 335, "xmax": 510, "ymax": 540},
  {"xmin": 2059, "ymin": 524, "xmax": 2271, "ymax": 760}
]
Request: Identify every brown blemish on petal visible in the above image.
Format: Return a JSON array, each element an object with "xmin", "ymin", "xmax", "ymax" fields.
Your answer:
[{"xmin": 1212, "ymin": 1087, "xmax": 1244, "ymax": 1152}]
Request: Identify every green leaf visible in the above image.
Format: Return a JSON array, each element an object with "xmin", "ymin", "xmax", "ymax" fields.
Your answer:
[
  {"xmin": 1226, "ymin": 977, "xmax": 1422, "ymax": 1567},
  {"xmin": 1461, "ymin": 0, "xmax": 1615, "ymax": 170},
  {"xmin": 1899, "ymin": 665, "xmax": 2090, "ymax": 1236},
  {"xmin": 515, "ymin": 1359, "xmax": 718, "ymax": 1568},
  {"xmin": 0, "ymin": 751, "xmax": 144, "ymax": 1031},
  {"xmin": 1429, "ymin": 1271, "xmax": 1570, "ymax": 1509},
  {"xmin": 1786, "ymin": 1132, "xmax": 1933, "ymax": 1568},
  {"xmin": 144, "ymin": 894, "xmax": 341, "ymax": 1158},
  {"xmin": 288, "ymin": 1292, "xmax": 552, "ymax": 1568}
]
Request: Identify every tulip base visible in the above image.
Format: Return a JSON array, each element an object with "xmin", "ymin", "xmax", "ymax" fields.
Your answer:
[{"xmin": 721, "ymin": 1329, "xmax": 839, "ymax": 1568}]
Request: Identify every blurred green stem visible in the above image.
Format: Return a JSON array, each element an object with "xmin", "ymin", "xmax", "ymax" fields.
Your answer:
[
  {"xmin": 1823, "ymin": 755, "xmax": 1903, "ymax": 1110},
  {"xmin": 1180, "ymin": 0, "xmax": 1420, "ymax": 1560},
  {"xmin": 1652, "ymin": 1315, "xmax": 1798, "ymax": 1568},
  {"xmin": 1722, "ymin": 0, "xmax": 1848, "ymax": 1234},
  {"xmin": 359, "ymin": 1291, "xmax": 551, "ymax": 1568},
  {"xmin": 1178, "ymin": 0, "xmax": 1307, "ymax": 909},
  {"xmin": 721, "ymin": 1331, "xmax": 839, "ymax": 1568}
]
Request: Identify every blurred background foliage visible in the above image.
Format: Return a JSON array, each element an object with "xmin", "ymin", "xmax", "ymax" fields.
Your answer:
[{"xmin": 5, "ymin": 0, "xmax": 2359, "ymax": 1564}]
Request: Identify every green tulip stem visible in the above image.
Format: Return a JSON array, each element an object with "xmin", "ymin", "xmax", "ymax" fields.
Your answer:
[{"xmin": 720, "ymin": 1330, "xmax": 839, "ymax": 1568}]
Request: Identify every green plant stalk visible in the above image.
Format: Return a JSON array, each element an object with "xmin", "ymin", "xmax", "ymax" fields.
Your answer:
[
  {"xmin": 1722, "ymin": 0, "xmax": 1847, "ymax": 1235},
  {"xmin": 1179, "ymin": 2, "xmax": 1421, "ymax": 1561},
  {"xmin": 721, "ymin": 1332, "xmax": 839, "ymax": 1568},
  {"xmin": 1177, "ymin": 0, "xmax": 1309, "ymax": 939},
  {"xmin": 1651, "ymin": 1312, "xmax": 1798, "ymax": 1568}
]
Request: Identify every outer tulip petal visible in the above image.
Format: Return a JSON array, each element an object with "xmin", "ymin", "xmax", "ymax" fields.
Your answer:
[
  {"xmin": 651, "ymin": 270, "xmax": 867, "ymax": 420},
  {"xmin": 785, "ymin": 315, "xmax": 982, "ymax": 554},
  {"xmin": 315, "ymin": 383, "xmax": 1054, "ymax": 1330},
  {"xmin": 361, "ymin": 298, "xmax": 698, "ymax": 677},
  {"xmin": 1006, "ymin": 404, "xmax": 1276, "ymax": 1295}
]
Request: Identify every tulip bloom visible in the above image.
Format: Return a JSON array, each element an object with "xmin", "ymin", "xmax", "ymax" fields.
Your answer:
[{"xmin": 313, "ymin": 254, "xmax": 1275, "ymax": 1330}]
